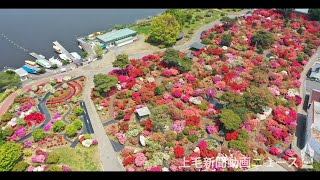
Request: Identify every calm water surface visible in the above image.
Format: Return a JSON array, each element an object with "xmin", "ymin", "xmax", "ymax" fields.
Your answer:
[{"xmin": 0, "ymin": 9, "xmax": 165, "ymax": 69}]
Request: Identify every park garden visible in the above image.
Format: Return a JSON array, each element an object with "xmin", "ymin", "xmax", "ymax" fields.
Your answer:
[
  {"xmin": 0, "ymin": 75, "xmax": 100, "ymax": 171},
  {"xmin": 92, "ymin": 9, "xmax": 320, "ymax": 171}
]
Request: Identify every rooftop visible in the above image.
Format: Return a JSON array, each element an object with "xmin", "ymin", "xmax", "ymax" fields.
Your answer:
[
  {"xmin": 311, "ymin": 101, "xmax": 320, "ymax": 142},
  {"xmin": 190, "ymin": 42, "xmax": 206, "ymax": 50},
  {"xmin": 14, "ymin": 68, "xmax": 28, "ymax": 77},
  {"xmin": 115, "ymin": 36, "xmax": 134, "ymax": 45},
  {"xmin": 97, "ymin": 28, "xmax": 137, "ymax": 43},
  {"xmin": 295, "ymin": 9, "xmax": 309, "ymax": 14},
  {"xmin": 136, "ymin": 107, "xmax": 151, "ymax": 117},
  {"xmin": 309, "ymin": 89, "xmax": 320, "ymax": 105}
]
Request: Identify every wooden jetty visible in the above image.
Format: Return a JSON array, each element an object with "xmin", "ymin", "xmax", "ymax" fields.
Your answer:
[{"xmin": 53, "ymin": 41, "xmax": 75, "ymax": 61}]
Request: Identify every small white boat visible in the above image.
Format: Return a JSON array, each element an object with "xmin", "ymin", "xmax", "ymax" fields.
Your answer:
[
  {"xmin": 53, "ymin": 45, "xmax": 62, "ymax": 53},
  {"xmin": 25, "ymin": 60, "xmax": 36, "ymax": 66},
  {"xmin": 78, "ymin": 45, "xmax": 83, "ymax": 50},
  {"xmin": 39, "ymin": 54, "xmax": 45, "ymax": 59}
]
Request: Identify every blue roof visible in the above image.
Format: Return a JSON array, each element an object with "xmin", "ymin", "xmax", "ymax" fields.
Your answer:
[{"xmin": 97, "ymin": 28, "xmax": 137, "ymax": 43}]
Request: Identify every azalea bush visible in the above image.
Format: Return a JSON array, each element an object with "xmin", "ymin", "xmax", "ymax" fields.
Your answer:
[{"xmin": 174, "ymin": 146, "xmax": 185, "ymax": 158}]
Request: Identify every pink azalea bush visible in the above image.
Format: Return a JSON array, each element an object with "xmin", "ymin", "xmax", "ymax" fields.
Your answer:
[
  {"xmin": 135, "ymin": 152, "xmax": 147, "ymax": 167},
  {"xmin": 116, "ymin": 133, "xmax": 126, "ymax": 145},
  {"xmin": 23, "ymin": 140, "xmax": 33, "ymax": 148},
  {"xmin": 31, "ymin": 155, "xmax": 46, "ymax": 163},
  {"xmin": 171, "ymin": 120, "xmax": 185, "ymax": 133},
  {"xmin": 14, "ymin": 126, "xmax": 26, "ymax": 138}
]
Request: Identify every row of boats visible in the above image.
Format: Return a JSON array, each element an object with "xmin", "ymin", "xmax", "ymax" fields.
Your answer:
[{"xmin": 22, "ymin": 56, "xmax": 66, "ymax": 74}]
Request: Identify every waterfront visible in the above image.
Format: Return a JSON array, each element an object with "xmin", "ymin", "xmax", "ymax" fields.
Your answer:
[{"xmin": 0, "ymin": 9, "xmax": 165, "ymax": 69}]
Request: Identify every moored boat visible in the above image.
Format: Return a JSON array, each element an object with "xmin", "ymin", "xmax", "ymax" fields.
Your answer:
[
  {"xmin": 21, "ymin": 65, "xmax": 39, "ymax": 74},
  {"xmin": 25, "ymin": 60, "xmax": 36, "ymax": 66},
  {"xmin": 53, "ymin": 45, "xmax": 62, "ymax": 53},
  {"xmin": 36, "ymin": 59, "xmax": 52, "ymax": 69}
]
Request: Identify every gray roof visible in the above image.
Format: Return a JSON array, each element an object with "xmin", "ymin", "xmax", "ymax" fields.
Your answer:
[
  {"xmin": 295, "ymin": 9, "xmax": 309, "ymax": 14},
  {"xmin": 97, "ymin": 28, "xmax": 137, "ymax": 44},
  {"xmin": 14, "ymin": 68, "xmax": 28, "ymax": 77},
  {"xmin": 190, "ymin": 42, "xmax": 206, "ymax": 50},
  {"xmin": 136, "ymin": 107, "xmax": 151, "ymax": 117}
]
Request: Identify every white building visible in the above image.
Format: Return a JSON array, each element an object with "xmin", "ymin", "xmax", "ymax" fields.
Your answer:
[
  {"xmin": 14, "ymin": 68, "xmax": 28, "ymax": 81},
  {"xmin": 304, "ymin": 99, "xmax": 320, "ymax": 162},
  {"xmin": 49, "ymin": 56, "xmax": 63, "ymax": 67}
]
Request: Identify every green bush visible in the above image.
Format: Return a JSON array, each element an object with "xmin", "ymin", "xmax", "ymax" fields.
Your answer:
[
  {"xmin": 73, "ymin": 106, "xmax": 84, "ymax": 116},
  {"xmin": 45, "ymin": 153, "xmax": 60, "ymax": 164},
  {"xmin": 237, "ymin": 129, "xmax": 249, "ymax": 141},
  {"xmin": 66, "ymin": 125, "xmax": 78, "ymax": 138},
  {"xmin": 117, "ymin": 110, "xmax": 125, "ymax": 119},
  {"xmin": 257, "ymin": 48, "xmax": 264, "ymax": 54},
  {"xmin": 52, "ymin": 120, "xmax": 66, "ymax": 133},
  {"xmin": 220, "ymin": 13, "xmax": 225, "ymax": 16},
  {"xmin": 183, "ymin": 126, "xmax": 190, "ymax": 135},
  {"xmin": 67, "ymin": 115, "xmax": 78, "ymax": 122},
  {"xmin": 126, "ymin": 90, "xmax": 133, "ymax": 98},
  {"xmin": 24, "ymin": 151, "xmax": 32, "ymax": 157},
  {"xmin": 220, "ymin": 34, "xmax": 233, "ymax": 47},
  {"xmin": 187, "ymin": 134, "xmax": 198, "ymax": 143},
  {"xmin": 228, "ymin": 140, "xmax": 248, "ymax": 154},
  {"xmin": 1, "ymin": 113, "xmax": 13, "ymax": 122},
  {"xmin": 84, "ymin": 134, "xmax": 91, "ymax": 140},
  {"xmin": 198, "ymin": 101, "xmax": 209, "ymax": 111},
  {"xmin": 177, "ymin": 133, "xmax": 184, "ymax": 141},
  {"xmin": 154, "ymin": 86, "xmax": 165, "ymax": 96},
  {"xmin": 201, "ymin": 38, "xmax": 211, "ymax": 45},
  {"xmin": 73, "ymin": 119, "xmax": 83, "ymax": 130},
  {"xmin": 32, "ymin": 129, "xmax": 45, "ymax": 142},
  {"xmin": 12, "ymin": 161, "xmax": 29, "ymax": 171},
  {"xmin": 2, "ymin": 126, "xmax": 14, "ymax": 138},
  {"xmin": 46, "ymin": 165, "xmax": 62, "ymax": 172}
]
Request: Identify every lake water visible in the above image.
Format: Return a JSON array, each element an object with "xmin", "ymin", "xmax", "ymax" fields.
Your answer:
[{"xmin": 0, "ymin": 9, "xmax": 165, "ymax": 69}]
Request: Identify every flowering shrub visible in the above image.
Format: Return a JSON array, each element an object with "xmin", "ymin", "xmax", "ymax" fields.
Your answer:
[
  {"xmin": 172, "ymin": 89, "xmax": 183, "ymax": 98},
  {"xmin": 24, "ymin": 112, "xmax": 45, "ymax": 126},
  {"xmin": 14, "ymin": 126, "xmax": 26, "ymax": 138},
  {"xmin": 31, "ymin": 155, "xmax": 46, "ymax": 163},
  {"xmin": 185, "ymin": 116, "xmax": 200, "ymax": 127},
  {"xmin": 268, "ymin": 147, "xmax": 282, "ymax": 156},
  {"xmin": 62, "ymin": 165, "xmax": 72, "ymax": 172},
  {"xmin": 174, "ymin": 146, "xmax": 185, "ymax": 158},
  {"xmin": 285, "ymin": 149, "xmax": 295, "ymax": 157},
  {"xmin": 206, "ymin": 125, "xmax": 218, "ymax": 134},
  {"xmin": 123, "ymin": 115, "xmax": 130, "ymax": 121},
  {"xmin": 135, "ymin": 153, "xmax": 147, "ymax": 167},
  {"xmin": 123, "ymin": 156, "xmax": 135, "ymax": 166},
  {"xmin": 141, "ymin": 119, "xmax": 154, "ymax": 131},
  {"xmin": 116, "ymin": 133, "xmax": 126, "ymax": 145},
  {"xmin": 198, "ymin": 140, "xmax": 207, "ymax": 150},
  {"xmin": 226, "ymin": 131, "xmax": 238, "ymax": 141},
  {"xmin": 23, "ymin": 140, "xmax": 33, "ymax": 148},
  {"xmin": 171, "ymin": 120, "xmax": 185, "ymax": 133}
]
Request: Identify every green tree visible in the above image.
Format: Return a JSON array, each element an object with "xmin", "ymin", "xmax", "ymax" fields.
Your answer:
[
  {"xmin": 1, "ymin": 113, "xmax": 13, "ymax": 122},
  {"xmin": 0, "ymin": 141, "xmax": 23, "ymax": 171},
  {"xmin": 220, "ymin": 92, "xmax": 245, "ymax": 107},
  {"xmin": 52, "ymin": 120, "xmax": 66, "ymax": 133},
  {"xmin": 201, "ymin": 38, "xmax": 211, "ymax": 45},
  {"xmin": 73, "ymin": 106, "xmax": 84, "ymax": 116},
  {"xmin": 150, "ymin": 13, "xmax": 180, "ymax": 46},
  {"xmin": 113, "ymin": 54, "xmax": 130, "ymax": 70},
  {"xmin": 32, "ymin": 129, "xmax": 45, "ymax": 142},
  {"xmin": 155, "ymin": 86, "xmax": 165, "ymax": 96},
  {"xmin": 163, "ymin": 48, "xmax": 180, "ymax": 67},
  {"xmin": 251, "ymin": 30, "xmax": 275, "ymax": 49},
  {"xmin": 312, "ymin": 161, "xmax": 320, "ymax": 171},
  {"xmin": 73, "ymin": 119, "xmax": 83, "ymax": 130},
  {"xmin": 297, "ymin": 27, "xmax": 303, "ymax": 34},
  {"xmin": 308, "ymin": 9, "xmax": 320, "ymax": 21},
  {"xmin": 94, "ymin": 45, "xmax": 103, "ymax": 58},
  {"xmin": 117, "ymin": 110, "xmax": 125, "ymax": 119},
  {"xmin": 51, "ymin": 64, "xmax": 58, "ymax": 69},
  {"xmin": 228, "ymin": 140, "xmax": 248, "ymax": 154},
  {"xmin": 220, "ymin": 16, "xmax": 237, "ymax": 29},
  {"xmin": 237, "ymin": 129, "xmax": 249, "ymax": 141},
  {"xmin": 81, "ymin": 51, "xmax": 88, "ymax": 57},
  {"xmin": 0, "ymin": 71, "xmax": 21, "ymax": 91},
  {"xmin": 219, "ymin": 109, "xmax": 242, "ymax": 131},
  {"xmin": 66, "ymin": 125, "xmax": 78, "ymax": 138},
  {"xmin": 220, "ymin": 34, "xmax": 233, "ymax": 47},
  {"xmin": 12, "ymin": 161, "xmax": 29, "ymax": 171},
  {"xmin": 244, "ymin": 86, "xmax": 275, "ymax": 114},
  {"xmin": 232, "ymin": 107, "xmax": 248, "ymax": 122},
  {"xmin": 93, "ymin": 74, "xmax": 118, "ymax": 97},
  {"xmin": 38, "ymin": 68, "xmax": 46, "ymax": 74},
  {"xmin": 198, "ymin": 101, "xmax": 209, "ymax": 111},
  {"xmin": 45, "ymin": 153, "xmax": 60, "ymax": 164},
  {"xmin": 165, "ymin": 9, "xmax": 186, "ymax": 30},
  {"xmin": 61, "ymin": 59, "xmax": 69, "ymax": 65}
]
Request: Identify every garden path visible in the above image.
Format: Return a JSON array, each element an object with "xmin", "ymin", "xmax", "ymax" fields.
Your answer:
[{"xmin": 108, "ymin": 95, "xmax": 115, "ymax": 121}]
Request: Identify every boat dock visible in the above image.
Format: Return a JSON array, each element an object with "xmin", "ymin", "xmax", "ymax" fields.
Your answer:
[
  {"xmin": 77, "ymin": 38, "xmax": 97, "ymax": 59},
  {"xmin": 53, "ymin": 41, "xmax": 75, "ymax": 61},
  {"xmin": 29, "ymin": 52, "xmax": 48, "ymax": 60}
]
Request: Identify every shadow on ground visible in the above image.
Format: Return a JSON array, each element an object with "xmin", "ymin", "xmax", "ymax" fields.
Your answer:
[{"xmin": 296, "ymin": 113, "xmax": 307, "ymax": 149}]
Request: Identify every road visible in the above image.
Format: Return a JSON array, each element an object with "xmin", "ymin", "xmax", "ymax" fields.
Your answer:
[{"xmin": 80, "ymin": 101, "xmax": 94, "ymax": 134}]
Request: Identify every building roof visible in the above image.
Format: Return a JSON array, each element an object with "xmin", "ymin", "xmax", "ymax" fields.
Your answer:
[
  {"xmin": 136, "ymin": 107, "xmax": 151, "ymax": 117},
  {"xmin": 295, "ymin": 9, "xmax": 309, "ymax": 14},
  {"xmin": 190, "ymin": 42, "xmax": 206, "ymax": 50},
  {"xmin": 14, "ymin": 68, "xmax": 28, "ymax": 77},
  {"xmin": 97, "ymin": 28, "xmax": 137, "ymax": 43},
  {"xmin": 115, "ymin": 36, "xmax": 134, "ymax": 45},
  {"xmin": 310, "ymin": 62, "xmax": 320, "ymax": 80},
  {"xmin": 309, "ymin": 89, "xmax": 320, "ymax": 105},
  {"xmin": 311, "ymin": 101, "xmax": 320, "ymax": 143}
]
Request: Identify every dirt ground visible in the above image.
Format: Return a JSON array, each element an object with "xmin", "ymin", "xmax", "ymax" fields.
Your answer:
[{"xmin": 116, "ymin": 34, "xmax": 160, "ymax": 55}]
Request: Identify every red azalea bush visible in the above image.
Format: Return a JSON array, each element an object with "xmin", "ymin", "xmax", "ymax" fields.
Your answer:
[
  {"xmin": 172, "ymin": 89, "xmax": 183, "ymax": 98},
  {"xmin": 24, "ymin": 112, "xmax": 45, "ymax": 126},
  {"xmin": 141, "ymin": 119, "xmax": 154, "ymax": 131},
  {"xmin": 174, "ymin": 146, "xmax": 185, "ymax": 158},
  {"xmin": 226, "ymin": 131, "xmax": 238, "ymax": 141},
  {"xmin": 123, "ymin": 156, "xmax": 135, "ymax": 166},
  {"xmin": 198, "ymin": 140, "xmax": 207, "ymax": 150},
  {"xmin": 185, "ymin": 116, "xmax": 200, "ymax": 127},
  {"xmin": 200, "ymin": 148, "xmax": 218, "ymax": 158}
]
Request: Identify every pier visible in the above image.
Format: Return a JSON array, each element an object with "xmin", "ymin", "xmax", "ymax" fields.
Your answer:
[
  {"xmin": 53, "ymin": 41, "xmax": 75, "ymax": 61},
  {"xmin": 77, "ymin": 38, "xmax": 97, "ymax": 59}
]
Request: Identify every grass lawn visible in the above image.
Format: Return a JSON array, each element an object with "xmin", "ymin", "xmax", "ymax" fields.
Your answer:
[
  {"xmin": 130, "ymin": 24, "xmax": 151, "ymax": 35},
  {"xmin": 52, "ymin": 144, "xmax": 102, "ymax": 171}
]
